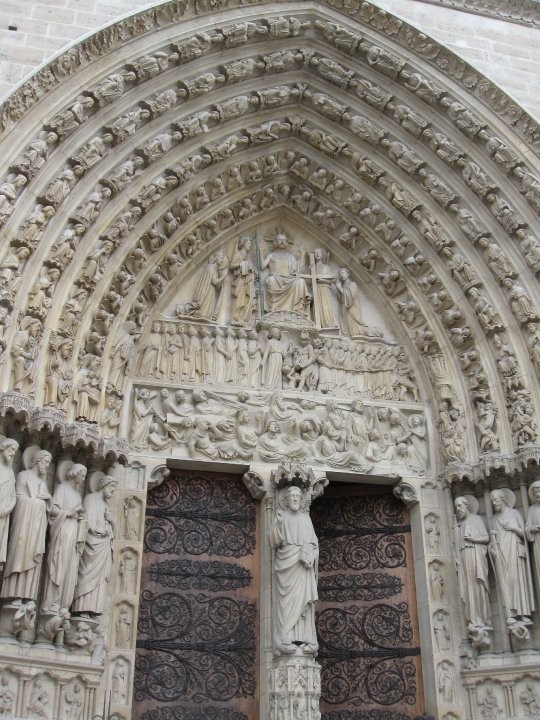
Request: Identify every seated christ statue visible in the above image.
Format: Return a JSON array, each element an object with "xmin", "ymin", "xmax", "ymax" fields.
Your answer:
[{"xmin": 262, "ymin": 232, "xmax": 310, "ymax": 315}]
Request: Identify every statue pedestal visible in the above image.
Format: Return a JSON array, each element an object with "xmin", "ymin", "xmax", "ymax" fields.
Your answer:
[{"xmin": 269, "ymin": 654, "xmax": 321, "ymax": 720}]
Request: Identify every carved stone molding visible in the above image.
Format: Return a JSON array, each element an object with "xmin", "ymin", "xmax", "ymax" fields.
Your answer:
[
  {"xmin": 415, "ymin": 0, "xmax": 540, "ymax": 28},
  {"xmin": 0, "ymin": 391, "xmax": 129, "ymax": 463},
  {"xmin": 441, "ymin": 447, "xmax": 540, "ymax": 486}
]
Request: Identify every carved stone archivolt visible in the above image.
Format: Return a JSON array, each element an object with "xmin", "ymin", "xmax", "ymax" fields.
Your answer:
[{"xmin": 0, "ymin": 0, "xmax": 538, "ymax": 718}]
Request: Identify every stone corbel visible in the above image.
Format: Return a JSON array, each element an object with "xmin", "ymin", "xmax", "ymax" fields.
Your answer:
[
  {"xmin": 242, "ymin": 470, "xmax": 266, "ymax": 500},
  {"xmin": 393, "ymin": 479, "xmax": 419, "ymax": 507},
  {"xmin": 148, "ymin": 463, "xmax": 170, "ymax": 491}
]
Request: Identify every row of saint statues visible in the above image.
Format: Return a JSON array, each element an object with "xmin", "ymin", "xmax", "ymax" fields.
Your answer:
[
  {"xmin": 0, "ymin": 438, "xmax": 115, "ymax": 642},
  {"xmin": 133, "ymin": 322, "xmax": 418, "ymax": 400},
  {"xmin": 454, "ymin": 485, "xmax": 540, "ymax": 645},
  {"xmin": 180, "ymin": 232, "xmax": 371, "ymax": 336}
]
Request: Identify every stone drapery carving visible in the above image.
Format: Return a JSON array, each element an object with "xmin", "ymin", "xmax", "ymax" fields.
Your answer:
[
  {"xmin": 269, "ymin": 484, "xmax": 319, "ymax": 656},
  {"xmin": 267, "ymin": 464, "xmax": 325, "ymax": 719},
  {"xmin": 262, "ymin": 231, "xmax": 310, "ymax": 316},
  {"xmin": 71, "ymin": 474, "xmax": 117, "ymax": 615},
  {"xmin": 489, "ymin": 488, "xmax": 535, "ymax": 629},
  {"xmin": 41, "ymin": 461, "xmax": 86, "ymax": 611},
  {"xmin": 0, "ymin": 438, "xmax": 18, "ymax": 567},
  {"xmin": 230, "ymin": 234, "xmax": 256, "ymax": 324},
  {"xmin": 526, "ymin": 480, "xmax": 540, "ymax": 597},
  {"xmin": 454, "ymin": 495, "xmax": 491, "ymax": 643},
  {"xmin": 130, "ymin": 321, "xmax": 418, "ymax": 402},
  {"xmin": 1, "ymin": 447, "xmax": 52, "ymax": 602}
]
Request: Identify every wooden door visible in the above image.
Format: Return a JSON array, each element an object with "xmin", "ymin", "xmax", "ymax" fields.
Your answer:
[
  {"xmin": 134, "ymin": 470, "xmax": 259, "ymax": 720},
  {"xmin": 312, "ymin": 484, "xmax": 424, "ymax": 720}
]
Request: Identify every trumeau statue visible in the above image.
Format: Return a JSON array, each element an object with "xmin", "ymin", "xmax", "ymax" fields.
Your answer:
[
  {"xmin": 1, "ymin": 447, "xmax": 52, "ymax": 602},
  {"xmin": 269, "ymin": 484, "xmax": 319, "ymax": 656}
]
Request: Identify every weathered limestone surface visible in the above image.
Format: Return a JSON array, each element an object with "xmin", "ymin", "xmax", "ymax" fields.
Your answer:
[
  {"xmin": 0, "ymin": 0, "xmax": 538, "ymax": 119},
  {"xmin": 0, "ymin": 0, "xmax": 536, "ymax": 717}
]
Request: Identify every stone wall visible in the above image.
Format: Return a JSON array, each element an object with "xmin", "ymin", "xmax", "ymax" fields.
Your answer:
[
  {"xmin": 0, "ymin": 0, "xmax": 539, "ymax": 119},
  {"xmin": 375, "ymin": 0, "xmax": 540, "ymax": 120}
]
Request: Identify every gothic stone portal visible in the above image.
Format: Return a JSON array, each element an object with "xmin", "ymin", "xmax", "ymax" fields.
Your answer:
[
  {"xmin": 134, "ymin": 470, "xmax": 259, "ymax": 720},
  {"xmin": 312, "ymin": 484, "xmax": 423, "ymax": 720}
]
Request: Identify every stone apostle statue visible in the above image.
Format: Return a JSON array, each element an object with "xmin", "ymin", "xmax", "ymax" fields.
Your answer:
[
  {"xmin": 489, "ymin": 488, "xmax": 535, "ymax": 625},
  {"xmin": 42, "ymin": 461, "xmax": 86, "ymax": 610},
  {"xmin": 454, "ymin": 496, "xmax": 491, "ymax": 631},
  {"xmin": 525, "ymin": 480, "xmax": 540, "ymax": 596},
  {"xmin": 0, "ymin": 438, "xmax": 19, "ymax": 566},
  {"xmin": 1, "ymin": 448, "xmax": 52, "ymax": 601},
  {"xmin": 269, "ymin": 485, "xmax": 319, "ymax": 656},
  {"xmin": 71, "ymin": 475, "xmax": 117, "ymax": 615}
]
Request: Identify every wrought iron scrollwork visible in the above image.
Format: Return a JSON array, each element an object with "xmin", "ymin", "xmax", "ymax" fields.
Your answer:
[
  {"xmin": 320, "ymin": 656, "xmax": 417, "ymax": 707},
  {"xmin": 312, "ymin": 495, "xmax": 407, "ymax": 535},
  {"xmin": 315, "ymin": 489, "xmax": 421, "ymax": 717},
  {"xmin": 140, "ymin": 707, "xmax": 248, "ymax": 720},
  {"xmin": 318, "ymin": 572, "xmax": 403, "ymax": 603},
  {"xmin": 147, "ymin": 559, "xmax": 252, "ymax": 592},
  {"xmin": 135, "ymin": 472, "xmax": 258, "ymax": 719},
  {"xmin": 318, "ymin": 604, "xmax": 414, "ymax": 655},
  {"xmin": 145, "ymin": 475, "xmax": 256, "ymax": 557},
  {"xmin": 136, "ymin": 592, "xmax": 256, "ymax": 703},
  {"xmin": 319, "ymin": 533, "xmax": 407, "ymax": 572}
]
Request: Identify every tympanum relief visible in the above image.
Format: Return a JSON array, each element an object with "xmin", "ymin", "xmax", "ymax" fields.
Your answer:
[{"xmin": 117, "ymin": 226, "xmax": 428, "ymax": 477}]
